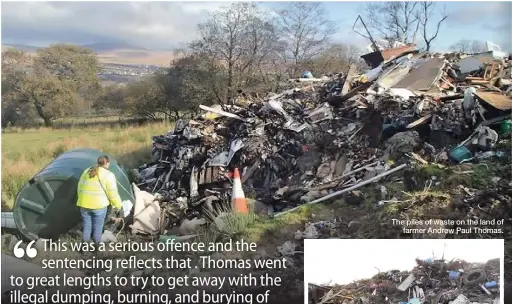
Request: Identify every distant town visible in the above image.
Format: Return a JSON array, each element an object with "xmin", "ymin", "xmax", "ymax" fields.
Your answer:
[
  {"xmin": 2, "ymin": 43, "xmax": 169, "ymax": 84},
  {"xmin": 98, "ymin": 63, "xmax": 162, "ymax": 84},
  {"xmin": 101, "ymin": 63, "xmax": 161, "ymax": 76}
]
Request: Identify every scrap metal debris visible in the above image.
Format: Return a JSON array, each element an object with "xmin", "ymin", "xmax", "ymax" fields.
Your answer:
[
  {"xmin": 125, "ymin": 45, "xmax": 511, "ymax": 237},
  {"xmin": 308, "ymin": 258, "xmax": 501, "ymax": 304}
]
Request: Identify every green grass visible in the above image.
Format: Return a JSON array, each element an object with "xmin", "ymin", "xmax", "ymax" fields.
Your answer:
[
  {"xmin": 241, "ymin": 205, "xmax": 319, "ymax": 241},
  {"xmin": 1, "ymin": 122, "xmax": 173, "ymax": 210},
  {"xmin": 193, "ymin": 202, "xmax": 321, "ymax": 254},
  {"xmin": 54, "ymin": 115, "xmax": 127, "ymax": 124},
  {"xmin": 382, "ymin": 190, "xmax": 451, "ymax": 218},
  {"xmin": 415, "ymin": 160, "xmax": 508, "ymax": 190}
]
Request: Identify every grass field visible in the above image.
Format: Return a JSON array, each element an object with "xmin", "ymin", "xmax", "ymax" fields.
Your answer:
[
  {"xmin": 10, "ymin": 115, "xmax": 146, "ymax": 129},
  {"xmin": 1, "ymin": 122, "xmax": 172, "ymax": 210}
]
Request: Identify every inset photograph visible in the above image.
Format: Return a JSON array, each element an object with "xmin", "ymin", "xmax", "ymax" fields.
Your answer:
[{"xmin": 305, "ymin": 239, "xmax": 503, "ymax": 304}]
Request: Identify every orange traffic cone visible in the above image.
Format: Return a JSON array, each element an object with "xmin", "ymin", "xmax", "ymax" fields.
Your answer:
[{"xmin": 232, "ymin": 168, "xmax": 248, "ymax": 213}]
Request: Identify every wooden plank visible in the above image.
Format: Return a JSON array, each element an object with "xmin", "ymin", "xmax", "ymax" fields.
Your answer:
[
  {"xmin": 406, "ymin": 114, "xmax": 432, "ymax": 129},
  {"xmin": 342, "ymin": 64, "xmax": 357, "ymax": 95},
  {"xmin": 198, "ymin": 168, "xmax": 206, "ymax": 185},
  {"xmin": 205, "ymin": 167, "xmax": 213, "ymax": 184},
  {"xmin": 212, "ymin": 167, "xmax": 221, "ymax": 182},
  {"xmin": 469, "ymin": 80, "xmax": 491, "ymax": 85},
  {"xmin": 397, "ymin": 273, "xmax": 416, "ymax": 291},
  {"xmin": 474, "ymin": 92, "xmax": 512, "ymax": 110}
]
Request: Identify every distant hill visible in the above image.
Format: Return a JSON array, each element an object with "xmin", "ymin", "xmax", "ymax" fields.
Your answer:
[
  {"xmin": 2, "ymin": 43, "xmax": 176, "ymax": 66},
  {"xmin": 81, "ymin": 42, "xmax": 147, "ymax": 52},
  {"xmin": 2, "ymin": 41, "xmax": 147, "ymax": 52},
  {"xmin": 2, "ymin": 44, "xmax": 39, "ymax": 52}
]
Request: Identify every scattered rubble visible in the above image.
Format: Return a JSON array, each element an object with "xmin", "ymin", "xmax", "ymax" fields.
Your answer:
[
  {"xmin": 308, "ymin": 258, "xmax": 501, "ymax": 304},
  {"xmin": 124, "ymin": 45, "xmax": 511, "ymax": 237}
]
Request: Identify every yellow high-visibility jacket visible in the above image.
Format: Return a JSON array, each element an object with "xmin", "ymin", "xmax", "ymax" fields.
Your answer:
[{"xmin": 76, "ymin": 167, "xmax": 123, "ymax": 210}]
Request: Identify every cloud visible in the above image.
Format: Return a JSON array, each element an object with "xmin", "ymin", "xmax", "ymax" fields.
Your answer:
[
  {"xmin": 3, "ymin": 1, "xmax": 507, "ymax": 53},
  {"xmin": 483, "ymin": 22, "xmax": 510, "ymax": 33},
  {"xmin": 1, "ymin": 1, "xmax": 227, "ymax": 49},
  {"xmin": 447, "ymin": 2, "xmax": 510, "ymax": 26}
]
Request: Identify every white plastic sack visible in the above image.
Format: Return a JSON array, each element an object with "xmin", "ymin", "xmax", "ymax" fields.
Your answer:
[
  {"xmin": 121, "ymin": 200, "xmax": 133, "ymax": 218},
  {"xmin": 130, "ymin": 201, "xmax": 161, "ymax": 235}
]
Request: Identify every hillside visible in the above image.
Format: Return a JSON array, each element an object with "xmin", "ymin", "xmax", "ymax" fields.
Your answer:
[
  {"xmin": 1, "ymin": 43, "xmax": 177, "ymax": 67},
  {"xmin": 96, "ymin": 49, "xmax": 176, "ymax": 66}
]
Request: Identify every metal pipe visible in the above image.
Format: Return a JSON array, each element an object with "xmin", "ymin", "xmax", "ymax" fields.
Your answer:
[
  {"xmin": 274, "ymin": 163, "xmax": 408, "ymax": 217},
  {"xmin": 352, "ymin": 15, "xmax": 378, "ymax": 52}
]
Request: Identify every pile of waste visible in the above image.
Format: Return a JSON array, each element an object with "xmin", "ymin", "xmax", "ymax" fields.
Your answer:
[
  {"xmin": 129, "ymin": 45, "xmax": 512, "ymax": 236},
  {"xmin": 308, "ymin": 258, "xmax": 501, "ymax": 304}
]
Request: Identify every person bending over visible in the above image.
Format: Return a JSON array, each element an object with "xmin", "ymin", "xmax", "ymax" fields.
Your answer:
[{"xmin": 77, "ymin": 155, "xmax": 122, "ymax": 243}]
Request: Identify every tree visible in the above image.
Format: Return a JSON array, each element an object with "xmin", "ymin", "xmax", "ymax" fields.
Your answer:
[
  {"xmin": 276, "ymin": 2, "xmax": 336, "ymax": 76},
  {"xmin": 113, "ymin": 53, "xmax": 226, "ymax": 120},
  {"xmin": 2, "ymin": 45, "xmax": 102, "ymax": 126},
  {"xmin": 124, "ymin": 76, "xmax": 167, "ymax": 120},
  {"xmin": 163, "ymin": 54, "xmax": 224, "ymax": 118},
  {"xmin": 302, "ymin": 43, "xmax": 361, "ymax": 76},
  {"xmin": 21, "ymin": 75, "xmax": 77, "ymax": 126},
  {"xmin": 417, "ymin": 1, "xmax": 448, "ymax": 52},
  {"xmin": 364, "ymin": 2, "xmax": 420, "ymax": 45},
  {"xmin": 2, "ymin": 50, "xmax": 27, "ymax": 95},
  {"xmin": 33, "ymin": 44, "xmax": 102, "ymax": 101},
  {"xmin": 450, "ymin": 40, "xmax": 486, "ymax": 54},
  {"xmin": 1, "ymin": 49, "xmax": 38, "ymax": 127},
  {"xmin": 469, "ymin": 40, "xmax": 486, "ymax": 54},
  {"xmin": 190, "ymin": 3, "xmax": 279, "ymax": 102},
  {"xmin": 2, "ymin": 49, "xmax": 30, "ymax": 99},
  {"xmin": 99, "ymin": 84, "xmax": 128, "ymax": 112},
  {"xmin": 364, "ymin": 2, "xmax": 448, "ymax": 51},
  {"xmin": 255, "ymin": 39, "xmax": 288, "ymax": 93}
]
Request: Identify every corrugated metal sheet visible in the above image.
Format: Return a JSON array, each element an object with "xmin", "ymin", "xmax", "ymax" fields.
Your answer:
[
  {"xmin": 381, "ymin": 44, "xmax": 417, "ymax": 61},
  {"xmin": 394, "ymin": 58, "xmax": 445, "ymax": 91}
]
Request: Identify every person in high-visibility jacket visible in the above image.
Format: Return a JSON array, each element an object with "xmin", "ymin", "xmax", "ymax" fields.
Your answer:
[{"xmin": 77, "ymin": 155, "xmax": 122, "ymax": 243}]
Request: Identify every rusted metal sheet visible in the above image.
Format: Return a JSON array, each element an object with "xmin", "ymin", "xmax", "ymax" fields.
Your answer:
[
  {"xmin": 474, "ymin": 92, "xmax": 512, "ymax": 111},
  {"xmin": 361, "ymin": 44, "xmax": 417, "ymax": 69},
  {"xmin": 381, "ymin": 44, "xmax": 417, "ymax": 61},
  {"xmin": 394, "ymin": 57, "xmax": 445, "ymax": 91}
]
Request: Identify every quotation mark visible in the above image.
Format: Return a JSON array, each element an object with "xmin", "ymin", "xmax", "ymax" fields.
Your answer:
[{"xmin": 13, "ymin": 240, "xmax": 38, "ymax": 259}]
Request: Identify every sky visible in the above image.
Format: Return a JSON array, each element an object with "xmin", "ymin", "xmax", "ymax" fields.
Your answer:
[
  {"xmin": 1, "ymin": 1, "xmax": 511, "ymax": 52},
  {"xmin": 305, "ymin": 239, "xmax": 504, "ymax": 286}
]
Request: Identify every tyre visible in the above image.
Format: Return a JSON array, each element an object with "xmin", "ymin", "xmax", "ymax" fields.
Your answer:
[{"xmin": 463, "ymin": 269, "xmax": 486, "ymax": 286}]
